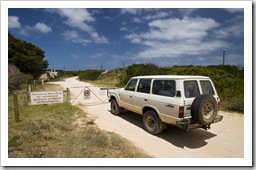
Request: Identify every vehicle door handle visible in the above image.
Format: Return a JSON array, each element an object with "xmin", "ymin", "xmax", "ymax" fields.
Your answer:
[
  {"xmin": 144, "ymin": 99, "xmax": 148, "ymax": 102},
  {"xmin": 129, "ymin": 96, "xmax": 132, "ymax": 98},
  {"xmin": 165, "ymin": 104, "xmax": 174, "ymax": 108}
]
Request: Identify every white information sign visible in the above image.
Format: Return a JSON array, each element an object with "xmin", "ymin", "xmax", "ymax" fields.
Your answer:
[{"xmin": 31, "ymin": 91, "xmax": 63, "ymax": 105}]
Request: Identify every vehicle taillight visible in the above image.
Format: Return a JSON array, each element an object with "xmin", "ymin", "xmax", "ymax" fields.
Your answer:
[{"xmin": 179, "ymin": 106, "xmax": 184, "ymax": 118}]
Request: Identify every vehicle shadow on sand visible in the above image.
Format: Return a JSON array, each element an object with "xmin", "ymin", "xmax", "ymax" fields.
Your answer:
[{"xmin": 116, "ymin": 110, "xmax": 217, "ymax": 149}]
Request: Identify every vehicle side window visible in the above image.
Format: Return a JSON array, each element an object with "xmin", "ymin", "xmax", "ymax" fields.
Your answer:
[
  {"xmin": 153, "ymin": 80, "xmax": 176, "ymax": 97},
  {"xmin": 137, "ymin": 79, "xmax": 152, "ymax": 94},
  {"xmin": 125, "ymin": 79, "xmax": 138, "ymax": 91},
  {"xmin": 184, "ymin": 81, "xmax": 200, "ymax": 98},
  {"xmin": 200, "ymin": 80, "xmax": 215, "ymax": 95}
]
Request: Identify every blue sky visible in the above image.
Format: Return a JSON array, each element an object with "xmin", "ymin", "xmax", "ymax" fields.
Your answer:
[{"xmin": 8, "ymin": 8, "xmax": 244, "ymax": 71}]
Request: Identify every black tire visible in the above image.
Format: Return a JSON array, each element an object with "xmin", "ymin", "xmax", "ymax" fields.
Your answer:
[
  {"xmin": 110, "ymin": 99, "xmax": 122, "ymax": 115},
  {"xmin": 191, "ymin": 95, "xmax": 218, "ymax": 126},
  {"xmin": 143, "ymin": 110, "xmax": 163, "ymax": 135}
]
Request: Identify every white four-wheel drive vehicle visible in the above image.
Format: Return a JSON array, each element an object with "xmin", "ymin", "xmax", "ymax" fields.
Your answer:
[{"xmin": 108, "ymin": 75, "xmax": 223, "ymax": 135}]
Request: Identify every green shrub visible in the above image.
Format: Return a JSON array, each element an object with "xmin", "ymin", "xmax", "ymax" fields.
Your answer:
[
  {"xmin": 8, "ymin": 64, "xmax": 33, "ymax": 91},
  {"xmin": 168, "ymin": 65, "xmax": 244, "ymax": 113},
  {"xmin": 118, "ymin": 63, "xmax": 164, "ymax": 86},
  {"xmin": 78, "ymin": 69, "xmax": 103, "ymax": 81}
]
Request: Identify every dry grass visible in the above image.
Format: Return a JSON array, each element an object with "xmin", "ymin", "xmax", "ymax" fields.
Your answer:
[
  {"xmin": 34, "ymin": 83, "xmax": 65, "ymax": 91},
  {"xmin": 8, "ymin": 84, "xmax": 152, "ymax": 158},
  {"xmin": 91, "ymin": 77, "xmax": 118, "ymax": 87}
]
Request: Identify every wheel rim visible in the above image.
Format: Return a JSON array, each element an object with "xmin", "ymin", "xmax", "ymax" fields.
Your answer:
[
  {"xmin": 146, "ymin": 115, "xmax": 155, "ymax": 129},
  {"xmin": 202, "ymin": 101, "xmax": 214, "ymax": 119}
]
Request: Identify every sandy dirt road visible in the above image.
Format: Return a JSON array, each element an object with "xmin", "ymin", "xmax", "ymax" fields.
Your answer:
[{"xmin": 50, "ymin": 77, "xmax": 244, "ymax": 158}]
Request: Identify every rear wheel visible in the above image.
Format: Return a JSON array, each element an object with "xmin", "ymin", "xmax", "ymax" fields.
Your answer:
[
  {"xmin": 191, "ymin": 95, "xmax": 218, "ymax": 126},
  {"xmin": 110, "ymin": 99, "xmax": 122, "ymax": 115},
  {"xmin": 143, "ymin": 110, "xmax": 163, "ymax": 135}
]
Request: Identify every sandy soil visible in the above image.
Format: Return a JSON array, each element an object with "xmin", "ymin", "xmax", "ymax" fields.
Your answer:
[{"xmin": 50, "ymin": 77, "xmax": 244, "ymax": 158}]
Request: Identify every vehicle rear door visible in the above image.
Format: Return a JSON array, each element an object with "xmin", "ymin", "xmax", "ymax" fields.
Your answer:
[
  {"xmin": 199, "ymin": 79, "xmax": 220, "ymax": 103},
  {"xmin": 183, "ymin": 80, "xmax": 201, "ymax": 117}
]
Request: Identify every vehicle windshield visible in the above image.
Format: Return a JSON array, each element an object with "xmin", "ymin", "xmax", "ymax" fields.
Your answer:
[{"xmin": 125, "ymin": 79, "xmax": 138, "ymax": 91}]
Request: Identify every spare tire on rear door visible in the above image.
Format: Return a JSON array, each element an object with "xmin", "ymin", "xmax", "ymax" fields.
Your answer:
[{"xmin": 191, "ymin": 95, "xmax": 217, "ymax": 126}]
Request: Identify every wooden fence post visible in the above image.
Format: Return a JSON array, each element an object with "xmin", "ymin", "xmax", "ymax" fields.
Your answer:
[
  {"xmin": 66, "ymin": 88, "xmax": 70, "ymax": 102},
  {"xmin": 23, "ymin": 92, "xmax": 29, "ymax": 106},
  {"xmin": 13, "ymin": 93, "xmax": 20, "ymax": 123}
]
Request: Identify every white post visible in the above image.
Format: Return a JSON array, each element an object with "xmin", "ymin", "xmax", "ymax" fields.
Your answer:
[{"xmin": 28, "ymin": 85, "xmax": 31, "ymax": 92}]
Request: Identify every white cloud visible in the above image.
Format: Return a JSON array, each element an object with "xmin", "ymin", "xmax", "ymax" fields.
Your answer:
[
  {"xmin": 137, "ymin": 39, "xmax": 228, "ymax": 58},
  {"xmin": 213, "ymin": 24, "xmax": 243, "ymax": 38},
  {"xmin": 197, "ymin": 56, "xmax": 205, "ymax": 61},
  {"xmin": 125, "ymin": 16, "xmax": 229, "ymax": 59},
  {"xmin": 127, "ymin": 17, "xmax": 219, "ymax": 42},
  {"xmin": 48, "ymin": 8, "xmax": 108, "ymax": 44},
  {"xmin": 8, "ymin": 16, "xmax": 21, "ymax": 29},
  {"xmin": 120, "ymin": 8, "xmax": 163, "ymax": 15},
  {"xmin": 120, "ymin": 8, "xmax": 141, "ymax": 15},
  {"xmin": 71, "ymin": 54, "xmax": 80, "ymax": 59},
  {"xmin": 121, "ymin": 9, "xmax": 171, "ymax": 24},
  {"xmin": 33, "ymin": 22, "xmax": 52, "ymax": 33},
  {"xmin": 213, "ymin": 15, "xmax": 243, "ymax": 39},
  {"xmin": 91, "ymin": 32, "xmax": 108, "ymax": 44},
  {"xmin": 120, "ymin": 27, "xmax": 128, "ymax": 31},
  {"xmin": 178, "ymin": 9, "xmax": 198, "ymax": 17},
  {"xmin": 62, "ymin": 30, "xmax": 91, "ymax": 45},
  {"xmin": 89, "ymin": 52, "xmax": 107, "ymax": 59},
  {"xmin": 48, "ymin": 8, "xmax": 94, "ymax": 32},
  {"xmin": 133, "ymin": 17, "xmax": 141, "ymax": 23},
  {"xmin": 125, "ymin": 33, "xmax": 142, "ymax": 43},
  {"xmin": 9, "ymin": 18, "xmax": 52, "ymax": 35},
  {"xmin": 143, "ymin": 11, "xmax": 169, "ymax": 20}
]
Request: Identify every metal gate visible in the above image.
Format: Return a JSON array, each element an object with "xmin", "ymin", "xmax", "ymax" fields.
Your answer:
[{"xmin": 68, "ymin": 86, "xmax": 114, "ymax": 106}]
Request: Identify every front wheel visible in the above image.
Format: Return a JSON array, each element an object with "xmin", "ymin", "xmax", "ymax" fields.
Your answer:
[
  {"xmin": 143, "ymin": 110, "xmax": 163, "ymax": 135},
  {"xmin": 110, "ymin": 99, "xmax": 122, "ymax": 115}
]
